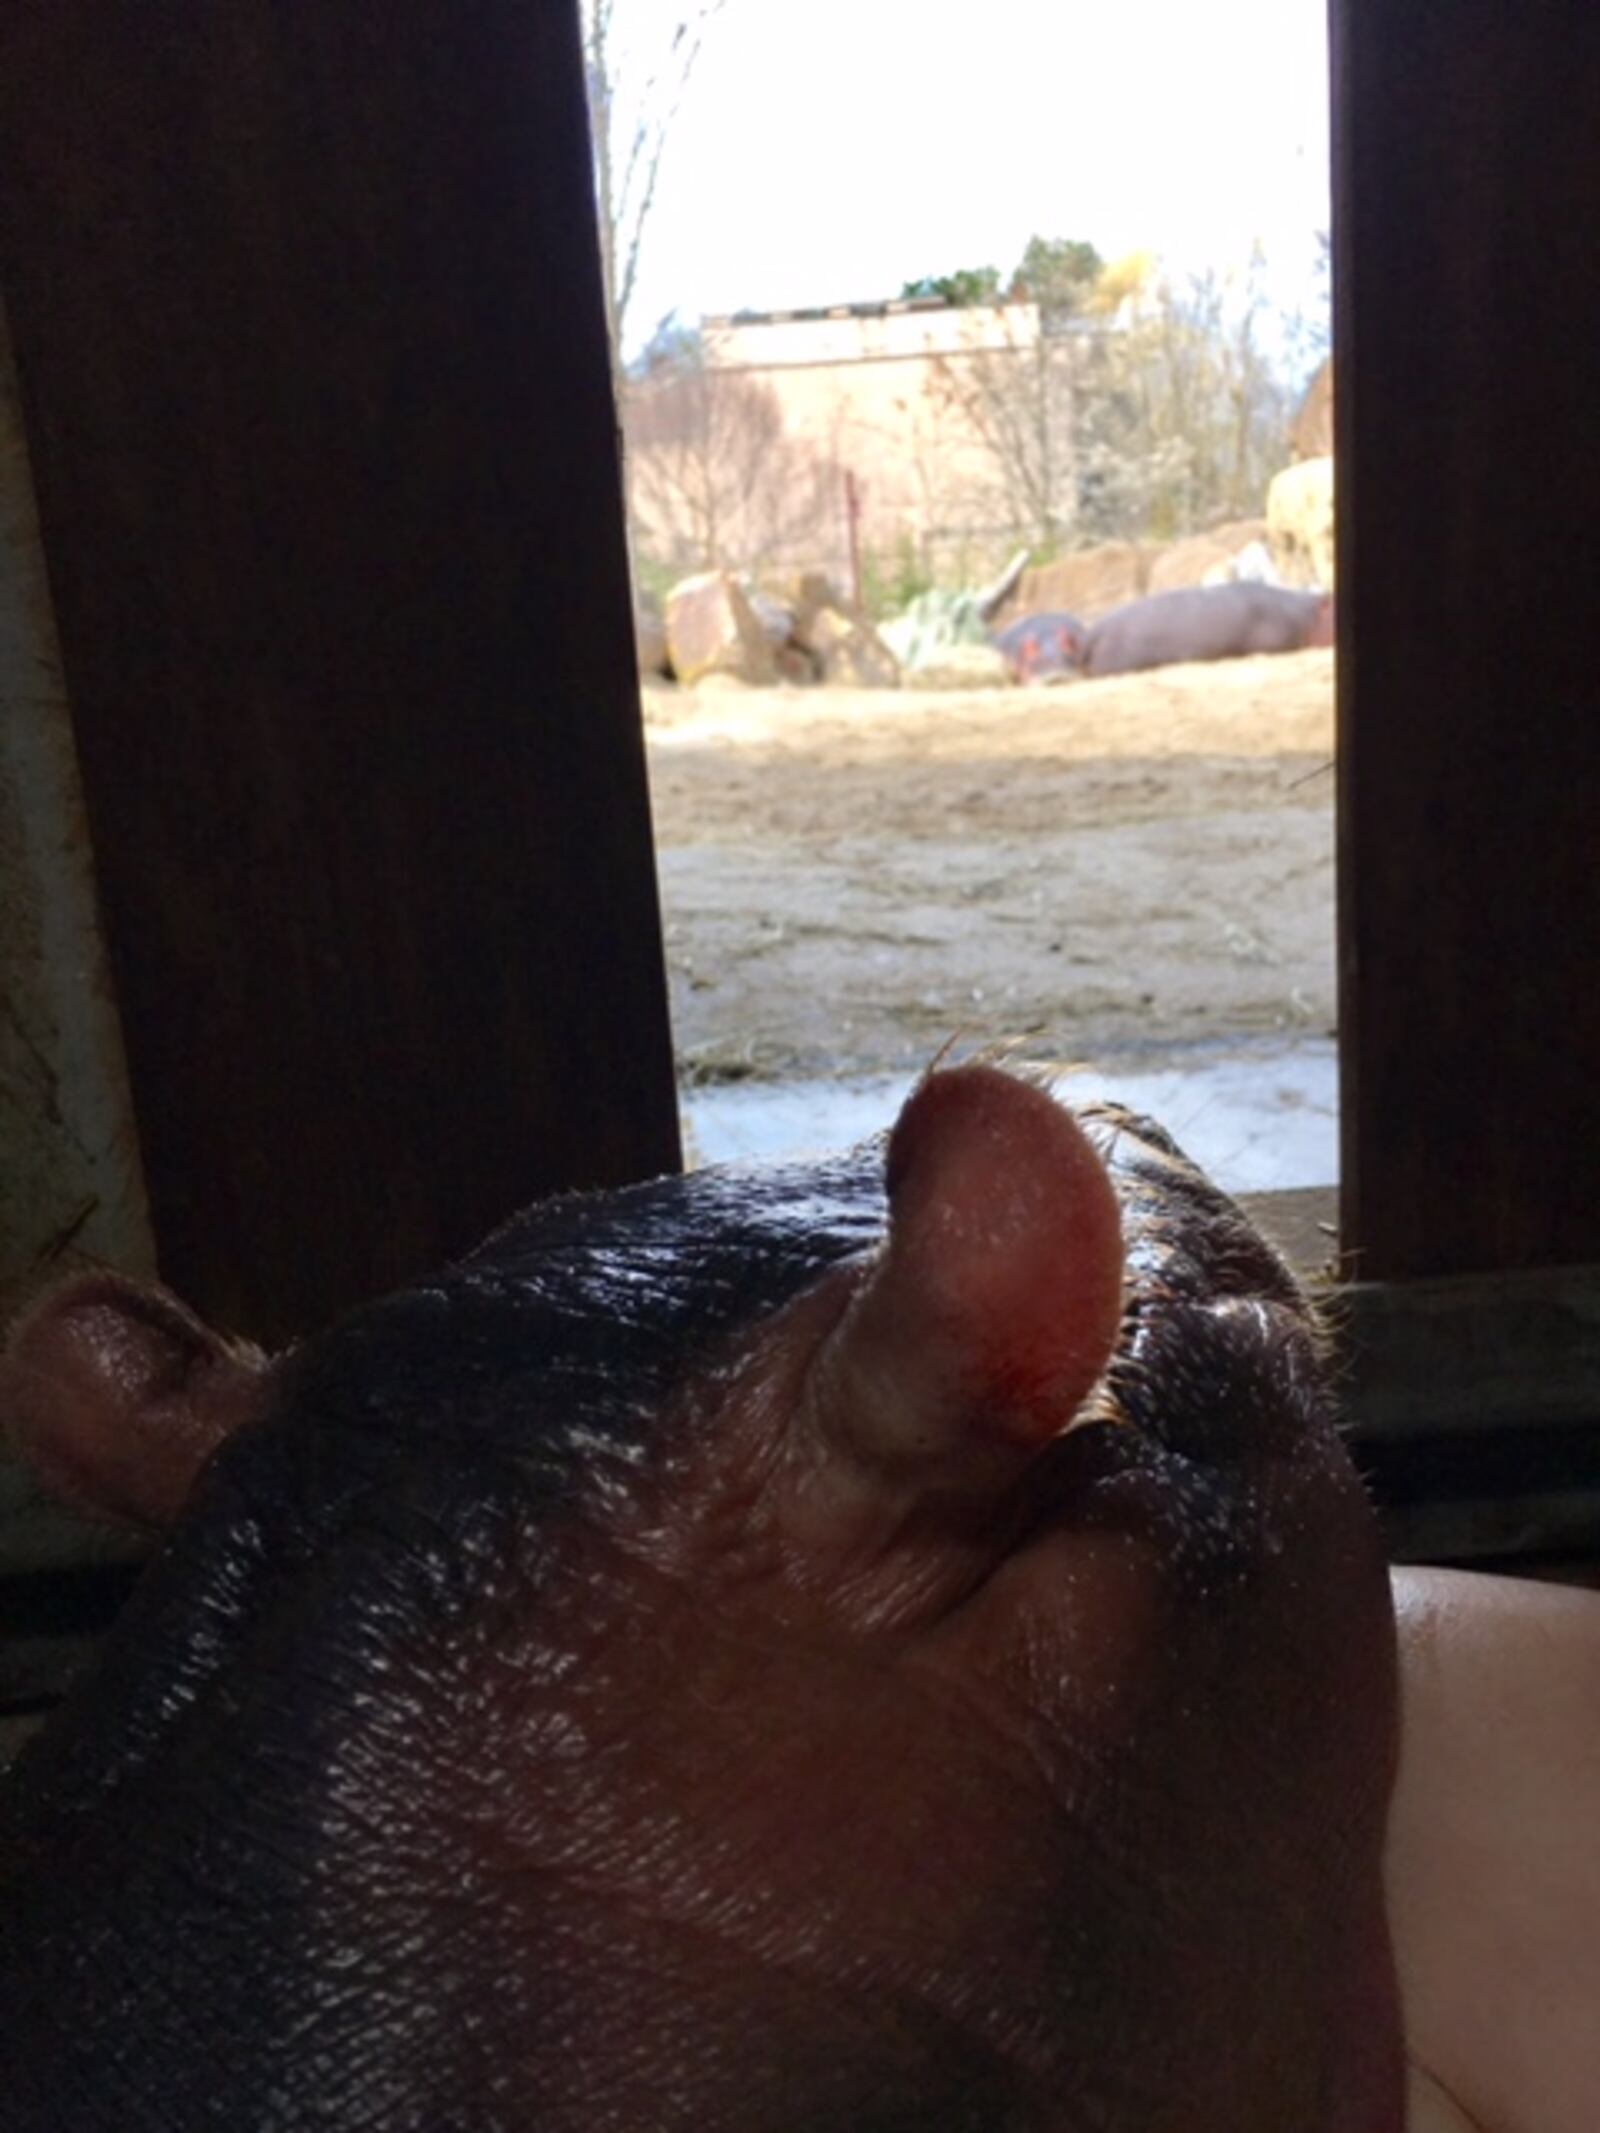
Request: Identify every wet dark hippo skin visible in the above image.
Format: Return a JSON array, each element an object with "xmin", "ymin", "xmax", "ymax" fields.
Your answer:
[{"xmin": 0, "ymin": 1065, "xmax": 1402, "ymax": 2131}]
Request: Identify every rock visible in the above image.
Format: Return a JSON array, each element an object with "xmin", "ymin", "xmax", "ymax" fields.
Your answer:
[
  {"xmin": 633, "ymin": 596, "xmax": 670, "ymax": 679},
  {"xmin": 785, "ymin": 567, "xmax": 840, "ymax": 631},
  {"xmin": 972, "ymin": 546, "xmax": 1030, "ymax": 623},
  {"xmin": 1146, "ymin": 518, "xmax": 1269, "ymax": 594},
  {"xmin": 807, "ymin": 605, "xmax": 901, "ymax": 687},
  {"xmin": 1202, "ymin": 538, "xmax": 1281, "ymax": 589},
  {"xmin": 994, "ymin": 541, "xmax": 1149, "ymax": 626},
  {"xmin": 1267, "ymin": 456, "xmax": 1336, "ymax": 591},
  {"xmin": 744, "ymin": 585, "xmax": 796, "ymax": 649},
  {"xmin": 664, "ymin": 571, "xmax": 779, "ymax": 686},
  {"xmin": 775, "ymin": 643, "xmax": 821, "ymax": 686},
  {"xmin": 779, "ymin": 571, "xmax": 900, "ymax": 685},
  {"xmin": 786, "ymin": 571, "xmax": 846, "ymax": 654},
  {"xmin": 1292, "ymin": 358, "xmax": 1334, "ymax": 461},
  {"xmin": 1207, "ymin": 515, "xmax": 1272, "ymax": 554},
  {"xmin": 1148, "ymin": 539, "xmax": 1232, "ymax": 592}
]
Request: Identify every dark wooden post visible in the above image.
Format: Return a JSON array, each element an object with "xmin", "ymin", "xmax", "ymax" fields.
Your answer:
[
  {"xmin": 1332, "ymin": 0, "xmax": 1600, "ymax": 1283},
  {"xmin": 0, "ymin": 0, "xmax": 680, "ymax": 1342}
]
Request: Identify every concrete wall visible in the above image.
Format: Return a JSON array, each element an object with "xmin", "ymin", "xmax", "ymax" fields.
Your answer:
[{"xmin": 632, "ymin": 301, "xmax": 1081, "ymax": 588}]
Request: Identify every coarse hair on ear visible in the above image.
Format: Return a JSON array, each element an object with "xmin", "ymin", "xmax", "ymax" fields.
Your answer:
[{"xmin": 0, "ymin": 1271, "xmax": 269, "ymax": 1532}]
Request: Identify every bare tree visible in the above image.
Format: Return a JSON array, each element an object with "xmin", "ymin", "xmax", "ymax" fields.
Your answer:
[
  {"xmin": 625, "ymin": 341, "xmax": 835, "ymax": 574},
  {"xmin": 918, "ymin": 239, "xmax": 1104, "ymax": 552},
  {"xmin": 909, "ymin": 239, "xmax": 1306, "ymax": 549},
  {"xmin": 927, "ymin": 308, "xmax": 1082, "ymax": 552},
  {"xmin": 579, "ymin": 0, "xmax": 727, "ymax": 374},
  {"xmin": 1075, "ymin": 256, "xmax": 1297, "ymax": 541}
]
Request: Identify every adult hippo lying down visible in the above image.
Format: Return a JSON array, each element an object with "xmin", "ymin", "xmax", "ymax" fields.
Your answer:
[
  {"xmin": 1, "ymin": 1064, "xmax": 1594, "ymax": 2130},
  {"xmin": 992, "ymin": 610, "xmax": 1090, "ymax": 683},
  {"xmin": 1083, "ymin": 582, "xmax": 1333, "ymax": 677}
]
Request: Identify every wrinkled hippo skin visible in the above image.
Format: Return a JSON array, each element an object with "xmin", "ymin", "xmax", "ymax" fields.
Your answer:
[
  {"xmin": 0, "ymin": 1065, "xmax": 1402, "ymax": 2131},
  {"xmin": 1084, "ymin": 583, "xmax": 1332, "ymax": 677}
]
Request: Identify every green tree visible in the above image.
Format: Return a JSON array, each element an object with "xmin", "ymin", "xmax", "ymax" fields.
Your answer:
[
  {"xmin": 901, "ymin": 237, "xmax": 1103, "ymax": 316},
  {"xmin": 899, "ymin": 265, "xmax": 1004, "ymax": 308},
  {"xmin": 914, "ymin": 238, "xmax": 1105, "ymax": 550},
  {"xmin": 1008, "ymin": 235, "xmax": 1104, "ymax": 315},
  {"xmin": 899, "ymin": 236, "xmax": 1305, "ymax": 549}
]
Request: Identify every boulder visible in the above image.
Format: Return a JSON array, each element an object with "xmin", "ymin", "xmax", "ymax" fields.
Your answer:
[
  {"xmin": 1267, "ymin": 455, "xmax": 1336, "ymax": 590},
  {"xmin": 744, "ymin": 584, "xmax": 797, "ymax": 650},
  {"xmin": 1207, "ymin": 515, "xmax": 1273, "ymax": 553},
  {"xmin": 775, "ymin": 643, "xmax": 821, "ymax": 686},
  {"xmin": 1292, "ymin": 358, "xmax": 1334, "ymax": 461},
  {"xmin": 1201, "ymin": 538, "xmax": 1281, "ymax": 589},
  {"xmin": 1146, "ymin": 519, "xmax": 1270, "ymax": 594},
  {"xmin": 664, "ymin": 571, "xmax": 778, "ymax": 686},
  {"xmin": 807, "ymin": 604, "xmax": 901, "ymax": 687},
  {"xmin": 786, "ymin": 570, "xmax": 847, "ymax": 654},
  {"xmin": 785, "ymin": 571, "xmax": 857, "ymax": 661},
  {"xmin": 972, "ymin": 546, "xmax": 1030, "ymax": 623},
  {"xmin": 633, "ymin": 594, "xmax": 670, "ymax": 679},
  {"xmin": 995, "ymin": 541, "xmax": 1149, "ymax": 626},
  {"xmin": 779, "ymin": 572, "xmax": 901, "ymax": 686}
]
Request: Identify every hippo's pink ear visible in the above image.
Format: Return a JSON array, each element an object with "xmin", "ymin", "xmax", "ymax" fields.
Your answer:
[
  {"xmin": 809, "ymin": 1064, "xmax": 1124, "ymax": 1485},
  {"xmin": 0, "ymin": 1273, "xmax": 269, "ymax": 1532}
]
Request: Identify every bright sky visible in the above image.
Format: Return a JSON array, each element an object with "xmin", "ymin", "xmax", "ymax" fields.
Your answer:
[{"xmin": 617, "ymin": 0, "xmax": 1332, "ymax": 361}]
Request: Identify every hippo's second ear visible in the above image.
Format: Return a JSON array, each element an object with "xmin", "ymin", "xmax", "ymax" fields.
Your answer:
[{"xmin": 0, "ymin": 1272, "xmax": 269, "ymax": 1532}]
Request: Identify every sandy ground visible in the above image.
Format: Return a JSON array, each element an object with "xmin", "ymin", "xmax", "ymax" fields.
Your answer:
[
  {"xmin": 642, "ymin": 648, "xmax": 1337, "ymax": 1085},
  {"xmin": 0, "ymin": 647, "xmax": 1340, "ymax": 1632},
  {"xmin": 0, "ymin": 648, "xmax": 1340, "ymax": 1744}
]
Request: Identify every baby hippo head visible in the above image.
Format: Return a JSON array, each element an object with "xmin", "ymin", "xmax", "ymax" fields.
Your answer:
[{"xmin": 0, "ymin": 1064, "xmax": 1402, "ymax": 2132}]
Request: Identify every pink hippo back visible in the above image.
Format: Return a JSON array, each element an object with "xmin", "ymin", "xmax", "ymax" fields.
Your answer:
[{"xmin": 1085, "ymin": 582, "xmax": 1332, "ymax": 677}]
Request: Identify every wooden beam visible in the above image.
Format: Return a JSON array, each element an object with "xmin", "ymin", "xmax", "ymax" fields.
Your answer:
[
  {"xmin": 1339, "ymin": 1262, "xmax": 1600, "ymax": 1443},
  {"xmin": 0, "ymin": 297, "xmax": 155, "ymax": 1328},
  {"xmin": 1338, "ymin": 1262, "xmax": 1600, "ymax": 1564},
  {"xmin": 0, "ymin": 1, "xmax": 680, "ymax": 1341},
  {"xmin": 1331, "ymin": 0, "xmax": 1600, "ymax": 1279}
]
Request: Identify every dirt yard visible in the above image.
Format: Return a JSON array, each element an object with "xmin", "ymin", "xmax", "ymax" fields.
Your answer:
[{"xmin": 642, "ymin": 649, "xmax": 1337, "ymax": 1085}]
